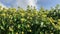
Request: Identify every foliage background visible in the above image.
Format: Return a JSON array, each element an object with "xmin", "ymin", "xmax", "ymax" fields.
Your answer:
[{"xmin": 0, "ymin": 5, "xmax": 60, "ymax": 34}]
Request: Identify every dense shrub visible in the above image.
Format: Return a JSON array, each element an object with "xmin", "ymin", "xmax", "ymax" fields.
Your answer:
[{"xmin": 0, "ymin": 5, "xmax": 60, "ymax": 34}]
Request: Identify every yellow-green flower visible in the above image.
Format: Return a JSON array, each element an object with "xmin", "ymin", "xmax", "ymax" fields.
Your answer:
[
  {"xmin": 22, "ymin": 31, "xmax": 24, "ymax": 34},
  {"xmin": 29, "ymin": 30, "xmax": 32, "ymax": 32},
  {"xmin": 27, "ymin": 24, "xmax": 30, "ymax": 27},
  {"xmin": 9, "ymin": 27, "xmax": 14, "ymax": 31},
  {"xmin": 58, "ymin": 19, "xmax": 60, "ymax": 22},
  {"xmin": 16, "ymin": 32, "xmax": 18, "ymax": 34},
  {"xmin": 31, "ymin": 13, "xmax": 34, "ymax": 16},
  {"xmin": 21, "ymin": 13, "xmax": 25, "ymax": 17},
  {"xmin": 1, "ymin": 13, "xmax": 6, "ymax": 16},
  {"xmin": 35, "ymin": 11, "xmax": 38, "ymax": 14},
  {"xmin": 28, "ymin": 13, "xmax": 31, "ymax": 16},
  {"xmin": 21, "ymin": 18, "xmax": 26, "ymax": 22},
  {"xmin": 42, "ymin": 15, "xmax": 47, "ymax": 17},
  {"xmin": 30, "ymin": 17, "xmax": 32, "ymax": 20}
]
